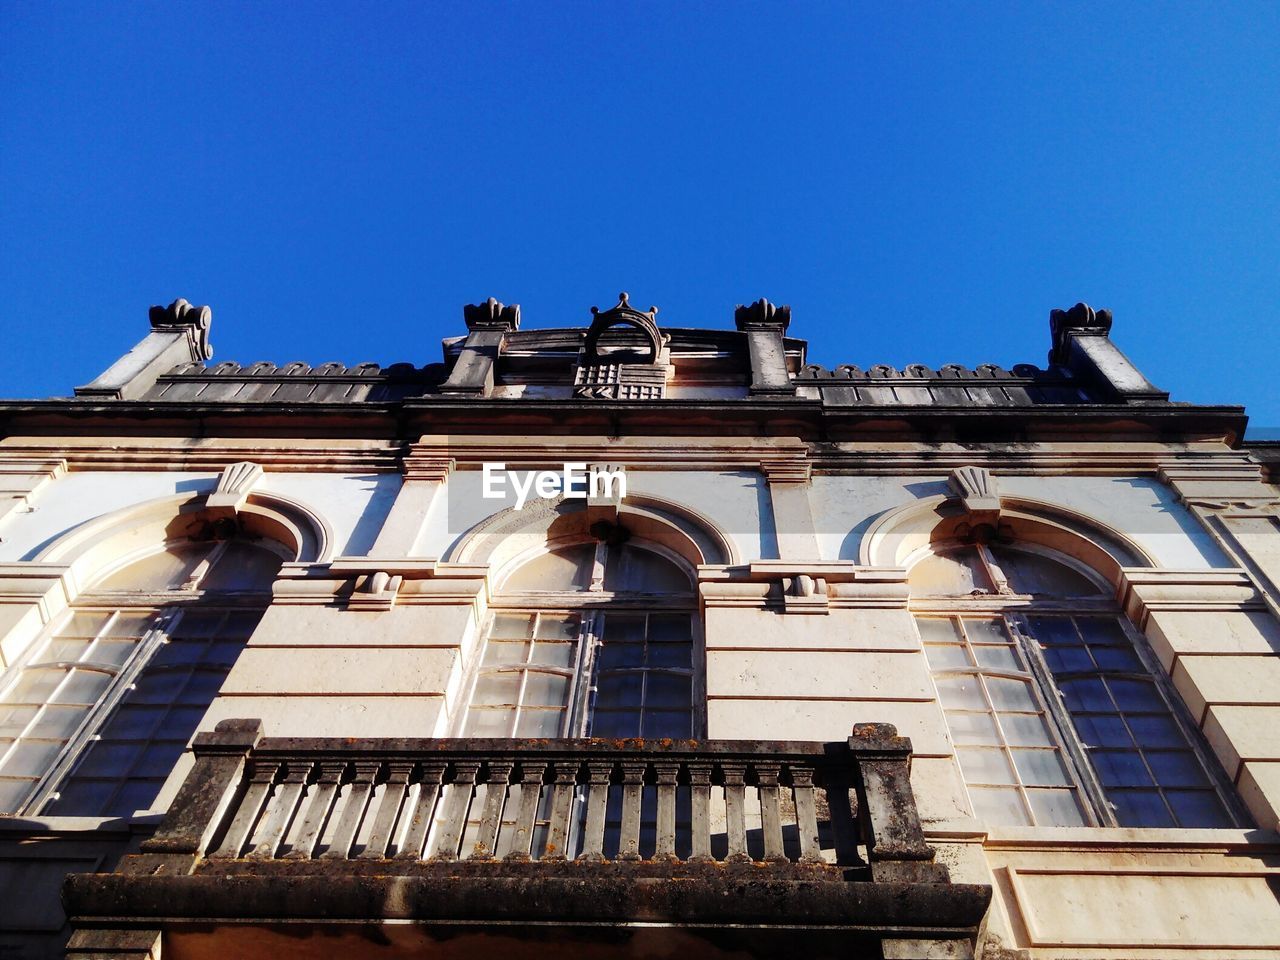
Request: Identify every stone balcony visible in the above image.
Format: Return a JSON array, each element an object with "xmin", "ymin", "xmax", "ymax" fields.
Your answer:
[{"xmin": 63, "ymin": 721, "xmax": 990, "ymax": 960}]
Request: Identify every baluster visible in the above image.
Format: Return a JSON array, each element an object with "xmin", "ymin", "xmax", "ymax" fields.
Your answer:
[
  {"xmin": 320, "ymin": 760, "xmax": 381, "ymax": 860},
  {"xmin": 394, "ymin": 761, "xmax": 447, "ymax": 861},
  {"xmin": 468, "ymin": 760, "xmax": 513, "ymax": 860},
  {"xmin": 430, "ymin": 761, "xmax": 480, "ymax": 861},
  {"xmin": 789, "ymin": 765, "xmax": 825, "ymax": 864},
  {"xmin": 209, "ymin": 759, "xmax": 280, "ymax": 859},
  {"xmin": 616, "ymin": 761, "xmax": 647, "ymax": 862},
  {"xmin": 284, "ymin": 761, "xmax": 346, "ymax": 860},
  {"xmin": 754, "ymin": 762, "xmax": 787, "ymax": 862},
  {"xmin": 246, "ymin": 761, "xmax": 311, "ymax": 860},
  {"xmin": 720, "ymin": 761, "xmax": 751, "ymax": 863},
  {"xmin": 577, "ymin": 761, "xmax": 613, "ymax": 862},
  {"xmin": 504, "ymin": 761, "xmax": 547, "ymax": 861},
  {"xmin": 542, "ymin": 761, "xmax": 580, "ymax": 861},
  {"xmin": 359, "ymin": 761, "xmax": 415, "ymax": 860},
  {"xmin": 687, "ymin": 762, "xmax": 713, "ymax": 862},
  {"xmin": 653, "ymin": 762, "xmax": 680, "ymax": 862}
]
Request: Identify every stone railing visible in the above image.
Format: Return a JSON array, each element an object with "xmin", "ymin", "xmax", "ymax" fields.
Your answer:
[{"xmin": 64, "ymin": 722, "xmax": 992, "ymax": 960}]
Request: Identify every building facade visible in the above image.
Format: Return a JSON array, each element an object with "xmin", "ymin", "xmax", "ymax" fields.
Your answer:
[{"xmin": 0, "ymin": 294, "xmax": 1278, "ymax": 958}]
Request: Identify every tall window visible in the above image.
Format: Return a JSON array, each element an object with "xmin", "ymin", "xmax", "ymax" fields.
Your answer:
[
  {"xmin": 463, "ymin": 536, "xmax": 699, "ymax": 738},
  {"xmin": 912, "ymin": 540, "xmax": 1241, "ymax": 829},
  {"xmin": 0, "ymin": 534, "xmax": 285, "ymax": 816}
]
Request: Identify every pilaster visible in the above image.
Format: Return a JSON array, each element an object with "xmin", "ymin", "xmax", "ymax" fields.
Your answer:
[
  {"xmin": 735, "ymin": 299, "xmax": 796, "ymax": 396},
  {"xmin": 438, "ymin": 298, "xmax": 520, "ymax": 396}
]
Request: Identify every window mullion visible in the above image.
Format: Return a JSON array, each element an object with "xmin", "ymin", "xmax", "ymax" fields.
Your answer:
[{"xmin": 1006, "ymin": 613, "xmax": 1115, "ymax": 827}]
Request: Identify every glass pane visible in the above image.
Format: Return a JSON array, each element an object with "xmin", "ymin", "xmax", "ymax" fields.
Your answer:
[
  {"xmin": 171, "ymin": 611, "xmax": 225, "ymax": 638},
  {"xmin": 1110, "ymin": 789, "xmax": 1174, "ymax": 827},
  {"xmin": 603, "ymin": 616, "xmax": 645, "ymax": 643},
  {"xmin": 0, "ymin": 706, "xmax": 37, "ymax": 737},
  {"xmin": 1078, "ymin": 618, "xmax": 1129, "ymax": 646},
  {"xmin": 935, "ymin": 675, "xmax": 986, "ymax": 710},
  {"xmin": 1000, "ymin": 713, "xmax": 1056, "ymax": 747},
  {"xmin": 473, "ymin": 673, "xmax": 521, "ymax": 706},
  {"xmin": 199, "ymin": 541, "xmax": 283, "ymax": 591},
  {"xmin": 483, "ymin": 639, "xmax": 530, "ymax": 666},
  {"xmin": 649, "ymin": 615, "xmax": 691, "ymax": 642},
  {"xmin": 107, "ymin": 779, "xmax": 163, "ymax": 817},
  {"xmin": 1073, "ymin": 714, "xmax": 1134, "ymax": 748},
  {"xmin": 44, "ymin": 638, "xmax": 92, "ymax": 662},
  {"xmin": 946, "ymin": 711, "xmax": 1000, "ymax": 745},
  {"xmin": 968, "ymin": 786, "xmax": 1030, "ymax": 825},
  {"xmin": 1146, "ymin": 751, "xmax": 1209, "ymax": 787},
  {"xmin": 8, "ymin": 669, "xmax": 65, "ymax": 704},
  {"xmin": 58, "ymin": 611, "xmax": 111, "ymax": 639},
  {"xmin": 1092, "ymin": 750, "xmax": 1154, "ymax": 787},
  {"xmin": 986, "ymin": 677, "xmax": 1038, "ymax": 712},
  {"xmin": 1024, "ymin": 616, "xmax": 1082, "ymax": 646},
  {"xmin": 503, "ymin": 546, "xmax": 594, "ymax": 592},
  {"xmin": 908, "ymin": 548, "xmax": 994, "ymax": 595},
  {"xmin": 597, "ymin": 674, "xmax": 643, "ymax": 708},
  {"xmin": 956, "ymin": 747, "xmax": 1016, "ymax": 784},
  {"xmin": 464, "ymin": 707, "xmax": 514, "ymax": 737},
  {"xmin": 87, "ymin": 639, "xmax": 138, "ymax": 668},
  {"xmin": 0, "ymin": 778, "xmax": 34, "ymax": 812},
  {"xmin": 52, "ymin": 670, "xmax": 112, "ymax": 705},
  {"xmin": 129, "ymin": 671, "xmax": 187, "ymax": 705},
  {"xmin": 523, "ymin": 673, "xmax": 569, "ymax": 708},
  {"xmin": 44, "ymin": 779, "xmax": 115, "ymax": 815},
  {"xmin": 27, "ymin": 704, "xmax": 88, "ymax": 738},
  {"xmin": 1042, "ymin": 645, "xmax": 1096, "ymax": 673},
  {"xmin": 604, "ymin": 545, "xmax": 690, "ymax": 593},
  {"xmin": 964, "ymin": 619, "xmax": 1012, "ymax": 645},
  {"xmin": 598, "ymin": 640, "xmax": 643, "ymax": 669},
  {"xmin": 534, "ymin": 615, "xmax": 579, "ymax": 640},
  {"xmin": 529, "ymin": 640, "xmax": 575, "ymax": 668},
  {"xmin": 3, "ymin": 740, "xmax": 63, "ymax": 777},
  {"xmin": 1107, "ymin": 679, "xmax": 1165, "ymax": 713},
  {"xmin": 924, "ymin": 645, "xmax": 971, "ymax": 669},
  {"xmin": 1027, "ymin": 788, "xmax": 1088, "ymax": 826},
  {"xmin": 990, "ymin": 546, "xmax": 1103, "ymax": 597},
  {"xmin": 1090, "ymin": 646, "xmax": 1144, "ymax": 672},
  {"xmin": 591, "ymin": 710, "xmax": 640, "ymax": 738},
  {"xmin": 104, "ymin": 612, "xmax": 157, "ymax": 637},
  {"xmin": 916, "ymin": 618, "xmax": 962, "ymax": 643},
  {"xmin": 100, "ymin": 705, "xmax": 164, "ymax": 739},
  {"xmin": 1058, "ymin": 678, "xmax": 1113, "ymax": 712},
  {"xmin": 515, "ymin": 708, "xmax": 564, "ymax": 737},
  {"xmin": 73, "ymin": 743, "xmax": 141, "ymax": 778},
  {"xmin": 1011, "ymin": 749, "xmax": 1072, "ymax": 786},
  {"xmin": 974, "ymin": 645, "xmax": 1022, "ymax": 670},
  {"xmin": 646, "ymin": 674, "xmax": 692, "ymax": 709},
  {"xmin": 94, "ymin": 544, "xmax": 211, "ymax": 590},
  {"xmin": 1166, "ymin": 790, "xmax": 1233, "ymax": 828},
  {"xmin": 644, "ymin": 710, "xmax": 691, "ymax": 738},
  {"xmin": 1126, "ymin": 714, "xmax": 1185, "ymax": 749},
  {"xmin": 647, "ymin": 640, "xmax": 691, "ymax": 668}
]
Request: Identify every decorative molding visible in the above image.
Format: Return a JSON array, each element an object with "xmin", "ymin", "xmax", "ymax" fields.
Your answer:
[
  {"xmin": 734, "ymin": 298, "xmax": 791, "ymax": 333},
  {"xmin": 1049, "ymin": 301, "xmax": 1112, "ymax": 365},
  {"xmin": 948, "ymin": 465, "xmax": 1001, "ymax": 526},
  {"xmin": 462, "ymin": 298, "xmax": 521, "ymax": 332},
  {"xmin": 585, "ymin": 293, "xmax": 663, "ymax": 364},
  {"xmin": 149, "ymin": 297, "xmax": 213, "ymax": 362},
  {"xmin": 346, "ymin": 571, "xmax": 404, "ymax": 612},
  {"xmin": 781, "ymin": 574, "xmax": 829, "ymax": 614},
  {"xmin": 402, "ymin": 457, "xmax": 454, "ymax": 483},
  {"xmin": 575, "ymin": 293, "xmax": 671, "ymax": 400},
  {"xmin": 760, "ymin": 456, "xmax": 811, "ymax": 484},
  {"xmin": 205, "ymin": 461, "xmax": 263, "ymax": 517},
  {"xmin": 0, "ymin": 443, "xmax": 401, "ymax": 473}
]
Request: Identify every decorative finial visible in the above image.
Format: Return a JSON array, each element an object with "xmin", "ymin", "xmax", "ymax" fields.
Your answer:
[
  {"xmin": 149, "ymin": 297, "xmax": 213, "ymax": 360},
  {"xmin": 735, "ymin": 298, "xmax": 791, "ymax": 332},
  {"xmin": 462, "ymin": 297, "xmax": 521, "ymax": 332},
  {"xmin": 1049, "ymin": 302, "xmax": 1112, "ymax": 364}
]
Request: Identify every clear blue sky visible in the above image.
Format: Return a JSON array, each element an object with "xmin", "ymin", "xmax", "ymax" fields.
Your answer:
[{"xmin": 3, "ymin": 3, "xmax": 1278, "ymax": 433}]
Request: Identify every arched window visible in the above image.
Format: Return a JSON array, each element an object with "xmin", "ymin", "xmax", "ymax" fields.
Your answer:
[
  {"xmin": 0, "ymin": 532, "xmax": 286, "ymax": 816},
  {"xmin": 911, "ymin": 540, "xmax": 1242, "ymax": 829},
  {"xmin": 463, "ymin": 535, "xmax": 700, "ymax": 739}
]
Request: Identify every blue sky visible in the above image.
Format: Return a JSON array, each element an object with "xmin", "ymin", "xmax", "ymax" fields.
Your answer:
[{"xmin": 3, "ymin": 3, "xmax": 1278, "ymax": 432}]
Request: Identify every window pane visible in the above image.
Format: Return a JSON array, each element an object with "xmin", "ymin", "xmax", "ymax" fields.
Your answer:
[
  {"xmin": 645, "ymin": 674, "xmax": 692, "ymax": 709},
  {"xmin": 1126, "ymin": 714, "xmax": 1185, "ymax": 749},
  {"xmin": 1000, "ymin": 713, "xmax": 1056, "ymax": 747},
  {"xmin": 603, "ymin": 545, "xmax": 690, "ymax": 593},
  {"xmin": 94, "ymin": 544, "xmax": 211, "ymax": 590},
  {"xmin": 1110, "ymin": 789, "xmax": 1174, "ymax": 827},
  {"xmin": 1078, "ymin": 618, "xmax": 1129, "ymax": 646},
  {"xmin": 968, "ymin": 786, "xmax": 1029, "ymax": 825},
  {"xmin": 916, "ymin": 619, "xmax": 962, "ymax": 643},
  {"xmin": 1027, "ymin": 788, "xmax": 1088, "ymax": 826},
  {"xmin": 647, "ymin": 640, "xmax": 691, "ymax": 668},
  {"xmin": 935, "ymin": 675, "xmax": 986, "ymax": 710},
  {"xmin": 1145, "ymin": 751, "xmax": 1210, "ymax": 788},
  {"xmin": 104, "ymin": 612, "xmax": 156, "ymax": 637},
  {"xmin": 990, "ymin": 546, "xmax": 1103, "ymax": 597},
  {"xmin": 529, "ymin": 641, "xmax": 575, "ymax": 668},
  {"xmin": 1092, "ymin": 750, "xmax": 1154, "ymax": 787},
  {"xmin": 597, "ymin": 674, "xmax": 643, "ymax": 708},
  {"xmin": 598, "ymin": 640, "xmax": 643, "ymax": 669},
  {"xmin": 52, "ymin": 670, "xmax": 112, "ymax": 705},
  {"xmin": 908, "ymin": 549, "xmax": 993, "ymax": 595},
  {"xmin": 1166, "ymin": 790, "xmax": 1233, "ymax": 828},
  {"xmin": 8, "ymin": 669, "xmax": 65, "ymax": 704},
  {"xmin": 4, "ymin": 740, "xmax": 63, "ymax": 776},
  {"xmin": 925, "ymin": 645, "xmax": 971, "ymax": 669},
  {"xmin": 986, "ymin": 677, "xmax": 1038, "ymax": 712},
  {"xmin": 0, "ymin": 706, "xmax": 37, "ymax": 737},
  {"xmin": 1073, "ymin": 714, "xmax": 1134, "ymax": 748},
  {"xmin": 603, "ymin": 616, "xmax": 645, "ymax": 643},
  {"xmin": 199, "ymin": 541, "xmax": 283, "ymax": 591},
  {"xmin": 1011, "ymin": 749, "xmax": 1072, "ymax": 787},
  {"xmin": 534, "ymin": 615, "xmax": 579, "ymax": 640},
  {"xmin": 515, "ymin": 708, "xmax": 564, "ymax": 737},
  {"xmin": 956, "ymin": 747, "xmax": 1016, "ymax": 784},
  {"xmin": 59, "ymin": 612, "xmax": 111, "ymax": 639},
  {"xmin": 483, "ymin": 639, "xmax": 530, "ymax": 666},
  {"xmin": 504, "ymin": 546, "xmax": 594, "ymax": 592},
  {"xmin": 1024, "ymin": 616, "xmax": 1081, "ymax": 646},
  {"xmin": 591, "ymin": 711, "xmax": 640, "ymax": 738},
  {"xmin": 1090, "ymin": 646, "xmax": 1144, "ymax": 672},
  {"xmin": 464, "ymin": 708, "xmax": 514, "ymax": 737},
  {"xmin": 489, "ymin": 614, "xmax": 533, "ymax": 639},
  {"xmin": 648, "ymin": 616, "xmax": 691, "ymax": 642},
  {"xmin": 473, "ymin": 673, "xmax": 521, "ymax": 705},
  {"xmin": 644, "ymin": 710, "xmax": 691, "ymax": 738},
  {"xmin": 1106, "ymin": 679, "xmax": 1165, "ymax": 713},
  {"xmin": 963, "ymin": 619, "xmax": 1012, "ymax": 645},
  {"xmin": 523, "ymin": 673, "xmax": 569, "ymax": 708},
  {"xmin": 974, "ymin": 645, "xmax": 1022, "ymax": 670},
  {"xmin": 947, "ymin": 711, "xmax": 1000, "ymax": 745},
  {"xmin": 27, "ymin": 705, "xmax": 88, "ymax": 739},
  {"xmin": 1058, "ymin": 678, "xmax": 1113, "ymax": 712},
  {"xmin": 1042, "ymin": 645, "xmax": 1096, "ymax": 673}
]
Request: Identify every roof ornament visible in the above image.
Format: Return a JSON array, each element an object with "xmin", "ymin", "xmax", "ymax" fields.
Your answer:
[
  {"xmin": 575, "ymin": 292, "xmax": 670, "ymax": 399},
  {"xmin": 1049, "ymin": 302, "xmax": 1112, "ymax": 365},
  {"xmin": 149, "ymin": 298, "xmax": 212, "ymax": 361},
  {"xmin": 462, "ymin": 297, "xmax": 521, "ymax": 332},
  {"xmin": 584, "ymin": 292, "xmax": 665, "ymax": 366},
  {"xmin": 734, "ymin": 298, "xmax": 791, "ymax": 333}
]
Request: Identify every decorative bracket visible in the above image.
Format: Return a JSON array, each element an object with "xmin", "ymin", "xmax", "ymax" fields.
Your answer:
[
  {"xmin": 781, "ymin": 574, "xmax": 829, "ymax": 614},
  {"xmin": 206, "ymin": 461, "xmax": 263, "ymax": 518},
  {"xmin": 347, "ymin": 571, "xmax": 404, "ymax": 612},
  {"xmin": 150, "ymin": 297, "xmax": 213, "ymax": 362},
  {"xmin": 948, "ymin": 465, "xmax": 1001, "ymax": 529},
  {"xmin": 585, "ymin": 463, "xmax": 625, "ymax": 525}
]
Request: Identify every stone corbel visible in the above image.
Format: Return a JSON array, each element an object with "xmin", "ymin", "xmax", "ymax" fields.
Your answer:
[
  {"xmin": 948, "ymin": 465, "xmax": 1001, "ymax": 530},
  {"xmin": 205, "ymin": 461, "xmax": 264, "ymax": 519},
  {"xmin": 347, "ymin": 571, "xmax": 404, "ymax": 612},
  {"xmin": 781, "ymin": 573, "xmax": 829, "ymax": 614},
  {"xmin": 585, "ymin": 463, "xmax": 624, "ymax": 525}
]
